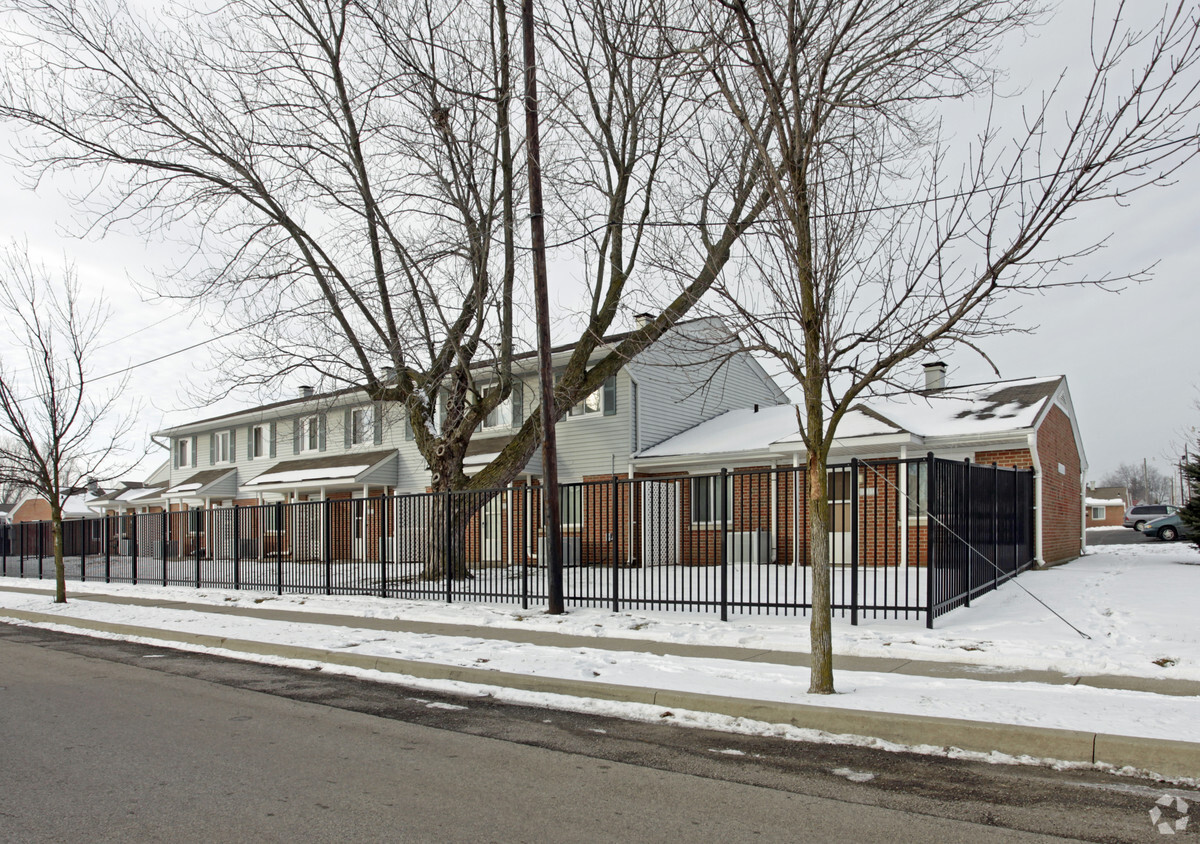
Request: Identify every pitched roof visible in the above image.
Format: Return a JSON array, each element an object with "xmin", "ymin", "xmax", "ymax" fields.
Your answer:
[
  {"xmin": 155, "ymin": 317, "xmax": 724, "ymax": 435},
  {"xmin": 242, "ymin": 450, "xmax": 396, "ymax": 487},
  {"xmin": 637, "ymin": 375, "xmax": 1065, "ymax": 461}
]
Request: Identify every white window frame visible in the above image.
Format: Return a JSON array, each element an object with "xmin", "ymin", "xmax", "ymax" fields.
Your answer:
[
  {"xmin": 568, "ymin": 386, "xmax": 604, "ymax": 417},
  {"xmin": 214, "ymin": 430, "xmax": 232, "ymax": 464},
  {"xmin": 300, "ymin": 415, "xmax": 320, "ymax": 452},
  {"xmin": 250, "ymin": 425, "xmax": 267, "ymax": 459},
  {"xmin": 350, "ymin": 407, "xmax": 374, "ymax": 445},
  {"xmin": 483, "ymin": 394, "xmax": 513, "ymax": 430},
  {"xmin": 560, "ymin": 486, "xmax": 585, "ymax": 530},
  {"xmin": 905, "ymin": 463, "xmax": 928, "ymax": 525},
  {"xmin": 175, "ymin": 438, "xmax": 191, "ymax": 468},
  {"xmin": 690, "ymin": 476, "xmax": 733, "ymax": 527},
  {"xmin": 1090, "ymin": 505, "xmax": 1105, "ymax": 520}
]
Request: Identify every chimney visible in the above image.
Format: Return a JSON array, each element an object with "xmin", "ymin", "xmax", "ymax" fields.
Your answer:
[
  {"xmin": 382, "ymin": 366, "xmax": 397, "ymax": 383},
  {"xmin": 298, "ymin": 385, "xmax": 313, "ymax": 398},
  {"xmin": 86, "ymin": 478, "xmax": 101, "ymax": 496},
  {"xmin": 923, "ymin": 362, "xmax": 947, "ymax": 392},
  {"xmin": 633, "ymin": 312, "xmax": 654, "ymax": 329}
]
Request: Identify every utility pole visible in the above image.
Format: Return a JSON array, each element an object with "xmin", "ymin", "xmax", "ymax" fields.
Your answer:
[{"xmin": 521, "ymin": 0, "xmax": 564, "ymax": 614}]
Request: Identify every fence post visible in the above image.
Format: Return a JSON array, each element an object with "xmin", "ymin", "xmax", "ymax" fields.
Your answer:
[
  {"xmin": 379, "ymin": 496, "xmax": 388, "ymax": 599},
  {"xmin": 194, "ymin": 508, "xmax": 202, "ymax": 589},
  {"xmin": 611, "ymin": 474, "xmax": 620, "ymax": 614},
  {"xmin": 78, "ymin": 521, "xmax": 86, "ymax": 583},
  {"xmin": 233, "ymin": 505, "xmax": 241, "ymax": 591},
  {"xmin": 720, "ymin": 468, "xmax": 729, "ymax": 623},
  {"xmin": 992, "ymin": 463, "xmax": 1000, "ymax": 590},
  {"xmin": 1012, "ymin": 466, "xmax": 1020, "ymax": 575},
  {"xmin": 37, "ymin": 522, "xmax": 44, "ymax": 580},
  {"xmin": 275, "ymin": 501, "xmax": 284, "ymax": 595},
  {"xmin": 104, "ymin": 516, "xmax": 111, "ymax": 583},
  {"xmin": 323, "ymin": 499, "xmax": 332, "ymax": 596},
  {"xmin": 925, "ymin": 452, "xmax": 935, "ymax": 629},
  {"xmin": 444, "ymin": 493, "xmax": 453, "ymax": 604},
  {"xmin": 162, "ymin": 509, "xmax": 169, "ymax": 588},
  {"xmin": 964, "ymin": 458, "xmax": 972, "ymax": 607},
  {"xmin": 850, "ymin": 458, "xmax": 859, "ymax": 626},
  {"xmin": 521, "ymin": 485, "xmax": 529, "ymax": 611}
]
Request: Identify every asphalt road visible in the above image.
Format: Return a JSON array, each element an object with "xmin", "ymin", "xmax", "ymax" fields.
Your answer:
[
  {"xmin": 0, "ymin": 624, "xmax": 1193, "ymax": 843},
  {"xmin": 1085, "ymin": 528, "xmax": 1152, "ymax": 546}
]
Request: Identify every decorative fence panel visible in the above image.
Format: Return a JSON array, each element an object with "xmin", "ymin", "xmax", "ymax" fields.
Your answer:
[{"xmin": 0, "ymin": 457, "xmax": 1036, "ymax": 626}]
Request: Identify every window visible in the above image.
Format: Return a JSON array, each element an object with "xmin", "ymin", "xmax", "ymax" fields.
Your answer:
[
  {"xmin": 560, "ymin": 486, "xmax": 584, "ymax": 529},
  {"xmin": 351, "ymin": 407, "xmax": 374, "ymax": 445},
  {"xmin": 251, "ymin": 425, "xmax": 266, "ymax": 459},
  {"xmin": 690, "ymin": 476, "xmax": 733, "ymax": 525},
  {"xmin": 905, "ymin": 464, "xmax": 928, "ymax": 521},
  {"xmin": 300, "ymin": 415, "xmax": 320, "ymax": 452},
  {"xmin": 1091, "ymin": 506, "xmax": 1105, "ymax": 520},
  {"xmin": 175, "ymin": 438, "xmax": 191, "ymax": 468},
  {"xmin": 570, "ymin": 388, "xmax": 603, "ymax": 417},
  {"xmin": 567, "ymin": 376, "xmax": 616, "ymax": 418},
  {"xmin": 214, "ymin": 431, "xmax": 231, "ymax": 464},
  {"xmin": 484, "ymin": 396, "xmax": 512, "ymax": 429}
]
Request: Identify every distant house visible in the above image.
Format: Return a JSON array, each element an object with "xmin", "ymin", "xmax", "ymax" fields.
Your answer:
[
  {"xmin": 1084, "ymin": 484, "xmax": 1130, "ymax": 527},
  {"xmin": 631, "ymin": 364, "xmax": 1086, "ymax": 566},
  {"xmin": 7, "ymin": 489, "xmax": 102, "ymax": 524}
]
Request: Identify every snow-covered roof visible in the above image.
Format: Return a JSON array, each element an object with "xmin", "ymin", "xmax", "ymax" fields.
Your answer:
[
  {"xmin": 60, "ymin": 493, "xmax": 100, "ymax": 517},
  {"xmin": 242, "ymin": 450, "xmax": 395, "ymax": 488},
  {"xmin": 636, "ymin": 375, "xmax": 1065, "ymax": 463},
  {"xmin": 639, "ymin": 406, "xmax": 903, "ymax": 459},
  {"xmin": 1086, "ymin": 497, "xmax": 1126, "ymax": 508},
  {"xmin": 858, "ymin": 377, "xmax": 1061, "ymax": 439}
]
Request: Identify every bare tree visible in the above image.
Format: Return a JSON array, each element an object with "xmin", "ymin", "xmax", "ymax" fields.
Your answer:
[
  {"xmin": 0, "ymin": 245, "xmax": 138, "ymax": 603},
  {"xmin": 685, "ymin": 0, "xmax": 1200, "ymax": 693},
  {"xmin": 0, "ymin": 0, "xmax": 769, "ymax": 556},
  {"xmin": 1100, "ymin": 462, "xmax": 1174, "ymax": 505}
]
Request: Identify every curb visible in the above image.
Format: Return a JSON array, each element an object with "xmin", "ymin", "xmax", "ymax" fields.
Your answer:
[{"xmin": 3, "ymin": 607, "xmax": 1198, "ymax": 779}]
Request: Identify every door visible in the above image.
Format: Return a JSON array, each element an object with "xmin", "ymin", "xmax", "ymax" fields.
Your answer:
[{"xmin": 640, "ymin": 481, "xmax": 678, "ymax": 567}]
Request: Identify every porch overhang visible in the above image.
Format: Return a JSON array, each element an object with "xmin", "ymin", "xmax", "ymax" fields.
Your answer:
[
  {"xmin": 163, "ymin": 469, "xmax": 238, "ymax": 503},
  {"xmin": 240, "ymin": 450, "xmax": 398, "ymax": 495}
]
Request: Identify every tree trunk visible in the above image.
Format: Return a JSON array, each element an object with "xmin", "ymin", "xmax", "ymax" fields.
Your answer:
[
  {"xmin": 419, "ymin": 492, "xmax": 476, "ymax": 582},
  {"xmin": 51, "ymin": 508, "xmax": 67, "ymax": 604},
  {"xmin": 807, "ymin": 453, "xmax": 833, "ymax": 694}
]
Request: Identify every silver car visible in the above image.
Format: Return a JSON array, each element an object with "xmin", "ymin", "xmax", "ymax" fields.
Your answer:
[{"xmin": 1123, "ymin": 504, "xmax": 1178, "ymax": 531}]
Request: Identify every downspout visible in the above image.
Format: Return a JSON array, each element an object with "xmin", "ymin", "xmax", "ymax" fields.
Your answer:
[{"xmin": 1028, "ymin": 431, "xmax": 1044, "ymax": 566}]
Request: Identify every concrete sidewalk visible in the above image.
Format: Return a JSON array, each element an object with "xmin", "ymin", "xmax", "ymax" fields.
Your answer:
[
  {"xmin": 2, "ymin": 583, "xmax": 1199, "ymax": 779},
  {"xmin": 4, "ymin": 582, "xmax": 1196, "ymax": 697}
]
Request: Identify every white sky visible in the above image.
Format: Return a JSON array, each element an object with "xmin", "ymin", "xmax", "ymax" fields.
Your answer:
[{"xmin": 0, "ymin": 0, "xmax": 1195, "ymax": 485}]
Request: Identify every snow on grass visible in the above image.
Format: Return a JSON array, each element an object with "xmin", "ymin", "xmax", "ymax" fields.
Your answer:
[
  {"xmin": 2, "ymin": 540, "xmax": 1200, "ymax": 749},
  {"xmin": 6, "ymin": 541, "xmax": 1196, "ymax": 681}
]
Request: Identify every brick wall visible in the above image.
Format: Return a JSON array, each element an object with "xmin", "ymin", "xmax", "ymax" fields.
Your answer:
[
  {"xmin": 1034, "ymin": 405, "xmax": 1083, "ymax": 563},
  {"xmin": 10, "ymin": 498, "xmax": 52, "ymax": 524}
]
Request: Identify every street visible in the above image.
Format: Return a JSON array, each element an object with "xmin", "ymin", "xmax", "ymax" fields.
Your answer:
[{"xmin": 0, "ymin": 623, "xmax": 1192, "ymax": 843}]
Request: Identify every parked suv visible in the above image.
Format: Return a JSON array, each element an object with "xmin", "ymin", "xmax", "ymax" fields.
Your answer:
[{"xmin": 1123, "ymin": 504, "xmax": 1178, "ymax": 531}]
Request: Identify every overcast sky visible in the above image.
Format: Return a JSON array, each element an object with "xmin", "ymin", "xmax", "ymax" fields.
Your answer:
[{"xmin": 0, "ymin": 0, "xmax": 1195, "ymax": 490}]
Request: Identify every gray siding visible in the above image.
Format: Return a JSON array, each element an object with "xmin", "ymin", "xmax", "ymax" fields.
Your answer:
[
  {"xmin": 161, "ymin": 319, "xmax": 785, "ymax": 491},
  {"xmin": 630, "ymin": 327, "xmax": 786, "ymax": 454}
]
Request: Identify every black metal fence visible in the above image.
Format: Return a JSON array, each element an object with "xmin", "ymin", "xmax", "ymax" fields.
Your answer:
[{"xmin": 0, "ymin": 456, "xmax": 1035, "ymax": 626}]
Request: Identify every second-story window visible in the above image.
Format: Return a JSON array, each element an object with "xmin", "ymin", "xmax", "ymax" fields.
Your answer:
[
  {"xmin": 484, "ymin": 395, "xmax": 512, "ymax": 429},
  {"xmin": 214, "ymin": 431, "xmax": 231, "ymax": 463},
  {"xmin": 175, "ymin": 438, "xmax": 191, "ymax": 468},
  {"xmin": 351, "ymin": 407, "xmax": 374, "ymax": 445},
  {"xmin": 250, "ymin": 425, "xmax": 266, "ymax": 459},
  {"xmin": 300, "ymin": 415, "xmax": 320, "ymax": 452}
]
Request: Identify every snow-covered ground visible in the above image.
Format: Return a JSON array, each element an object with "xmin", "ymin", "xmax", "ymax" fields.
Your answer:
[{"xmin": 1, "ymin": 542, "xmax": 1198, "ymax": 768}]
